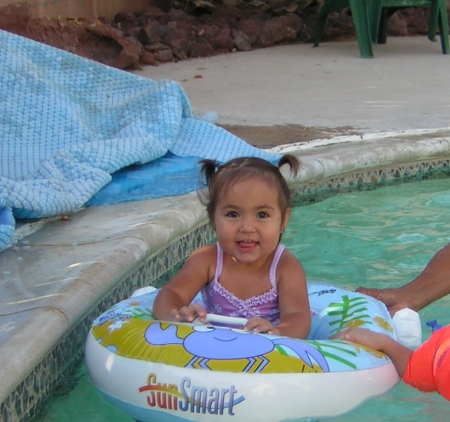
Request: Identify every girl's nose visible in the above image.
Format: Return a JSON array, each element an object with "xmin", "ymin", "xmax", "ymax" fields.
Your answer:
[{"xmin": 239, "ymin": 217, "xmax": 255, "ymax": 232}]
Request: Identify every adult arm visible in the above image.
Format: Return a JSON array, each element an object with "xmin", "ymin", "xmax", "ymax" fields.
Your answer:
[{"xmin": 357, "ymin": 243, "xmax": 450, "ymax": 315}]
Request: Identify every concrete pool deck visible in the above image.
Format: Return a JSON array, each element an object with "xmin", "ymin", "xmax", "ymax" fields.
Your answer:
[
  {"xmin": 1, "ymin": 36, "xmax": 450, "ymax": 421},
  {"xmin": 134, "ymin": 36, "xmax": 450, "ymax": 138}
]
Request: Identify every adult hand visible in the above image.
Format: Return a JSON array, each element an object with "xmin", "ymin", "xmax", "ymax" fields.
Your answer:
[{"xmin": 356, "ymin": 287, "xmax": 407, "ymax": 317}]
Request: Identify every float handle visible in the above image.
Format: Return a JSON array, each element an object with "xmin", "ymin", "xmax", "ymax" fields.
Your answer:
[{"xmin": 193, "ymin": 313, "xmax": 248, "ymax": 327}]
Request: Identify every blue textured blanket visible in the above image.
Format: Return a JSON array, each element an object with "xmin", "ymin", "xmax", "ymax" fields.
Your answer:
[{"xmin": 0, "ymin": 30, "xmax": 279, "ymax": 253}]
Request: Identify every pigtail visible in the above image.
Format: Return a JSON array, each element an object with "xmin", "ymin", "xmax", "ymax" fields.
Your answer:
[
  {"xmin": 198, "ymin": 159, "xmax": 221, "ymax": 187},
  {"xmin": 197, "ymin": 159, "xmax": 221, "ymax": 217},
  {"xmin": 278, "ymin": 154, "xmax": 300, "ymax": 177}
]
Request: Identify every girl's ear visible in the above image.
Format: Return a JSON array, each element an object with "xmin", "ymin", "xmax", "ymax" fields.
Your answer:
[{"xmin": 281, "ymin": 208, "xmax": 291, "ymax": 232}]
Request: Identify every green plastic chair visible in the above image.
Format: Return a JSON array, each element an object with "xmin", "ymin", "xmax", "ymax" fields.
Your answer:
[
  {"xmin": 313, "ymin": 0, "xmax": 449, "ymax": 56},
  {"xmin": 369, "ymin": 0, "xmax": 449, "ymax": 53},
  {"xmin": 313, "ymin": 0, "xmax": 374, "ymax": 58}
]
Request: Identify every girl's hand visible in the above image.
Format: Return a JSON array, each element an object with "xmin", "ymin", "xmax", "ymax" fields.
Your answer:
[
  {"xmin": 333, "ymin": 327, "xmax": 386, "ymax": 350},
  {"xmin": 333, "ymin": 327, "xmax": 412, "ymax": 376},
  {"xmin": 245, "ymin": 317, "xmax": 280, "ymax": 335},
  {"xmin": 169, "ymin": 303, "xmax": 207, "ymax": 323}
]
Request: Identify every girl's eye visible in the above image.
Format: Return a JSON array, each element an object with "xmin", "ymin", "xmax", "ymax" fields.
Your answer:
[
  {"xmin": 257, "ymin": 211, "xmax": 269, "ymax": 218},
  {"xmin": 226, "ymin": 211, "xmax": 239, "ymax": 218}
]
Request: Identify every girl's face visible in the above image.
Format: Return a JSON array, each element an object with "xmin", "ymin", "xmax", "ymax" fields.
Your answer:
[{"xmin": 213, "ymin": 177, "xmax": 290, "ymax": 265}]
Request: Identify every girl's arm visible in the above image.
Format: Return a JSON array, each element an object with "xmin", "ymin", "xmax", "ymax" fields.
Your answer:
[
  {"xmin": 153, "ymin": 244, "xmax": 215, "ymax": 322},
  {"xmin": 274, "ymin": 250, "xmax": 311, "ymax": 339},
  {"xmin": 335, "ymin": 328, "xmax": 413, "ymax": 376}
]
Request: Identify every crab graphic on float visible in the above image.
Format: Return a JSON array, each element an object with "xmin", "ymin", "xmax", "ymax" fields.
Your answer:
[{"xmin": 145, "ymin": 321, "xmax": 330, "ymax": 372}]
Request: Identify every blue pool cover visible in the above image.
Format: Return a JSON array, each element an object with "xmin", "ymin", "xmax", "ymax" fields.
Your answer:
[{"xmin": 0, "ymin": 30, "xmax": 280, "ymax": 253}]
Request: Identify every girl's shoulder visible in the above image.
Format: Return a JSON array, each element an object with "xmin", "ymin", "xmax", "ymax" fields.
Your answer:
[
  {"xmin": 186, "ymin": 243, "xmax": 217, "ymax": 267},
  {"xmin": 277, "ymin": 247, "xmax": 305, "ymax": 272},
  {"xmin": 172, "ymin": 243, "xmax": 217, "ymax": 285},
  {"xmin": 278, "ymin": 245, "xmax": 295, "ymax": 260},
  {"xmin": 276, "ymin": 248, "xmax": 306, "ymax": 289},
  {"xmin": 190, "ymin": 242, "xmax": 217, "ymax": 257}
]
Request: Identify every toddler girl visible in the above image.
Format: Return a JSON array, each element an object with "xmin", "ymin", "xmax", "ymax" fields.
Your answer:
[{"xmin": 153, "ymin": 154, "xmax": 311, "ymax": 339}]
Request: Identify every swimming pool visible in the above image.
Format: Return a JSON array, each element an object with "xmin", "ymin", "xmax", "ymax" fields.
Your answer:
[
  {"xmin": 2, "ymin": 135, "xmax": 450, "ymax": 422},
  {"xmin": 40, "ymin": 175, "xmax": 450, "ymax": 421}
]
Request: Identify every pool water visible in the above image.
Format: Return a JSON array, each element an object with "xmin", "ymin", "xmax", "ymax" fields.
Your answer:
[{"xmin": 41, "ymin": 177, "xmax": 450, "ymax": 421}]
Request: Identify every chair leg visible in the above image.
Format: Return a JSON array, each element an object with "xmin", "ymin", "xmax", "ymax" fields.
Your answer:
[
  {"xmin": 428, "ymin": 0, "xmax": 439, "ymax": 41},
  {"xmin": 368, "ymin": 0, "xmax": 383, "ymax": 43},
  {"xmin": 349, "ymin": 0, "xmax": 374, "ymax": 57},
  {"xmin": 427, "ymin": 0, "xmax": 449, "ymax": 53},
  {"xmin": 377, "ymin": 10, "xmax": 390, "ymax": 44},
  {"xmin": 313, "ymin": 13, "xmax": 329, "ymax": 47},
  {"xmin": 313, "ymin": 0, "xmax": 374, "ymax": 57},
  {"xmin": 313, "ymin": 0, "xmax": 352, "ymax": 47},
  {"xmin": 437, "ymin": 0, "xmax": 450, "ymax": 53},
  {"xmin": 376, "ymin": 8, "xmax": 397, "ymax": 44}
]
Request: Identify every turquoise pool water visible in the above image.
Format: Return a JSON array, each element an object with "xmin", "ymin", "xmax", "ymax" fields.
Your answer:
[{"xmin": 42, "ymin": 177, "xmax": 450, "ymax": 421}]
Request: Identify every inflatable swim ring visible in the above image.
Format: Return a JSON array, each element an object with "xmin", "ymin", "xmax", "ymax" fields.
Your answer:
[{"xmin": 85, "ymin": 282, "xmax": 400, "ymax": 422}]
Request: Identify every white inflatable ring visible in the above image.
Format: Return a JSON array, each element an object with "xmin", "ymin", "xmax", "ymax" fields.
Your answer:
[{"xmin": 85, "ymin": 281, "xmax": 400, "ymax": 421}]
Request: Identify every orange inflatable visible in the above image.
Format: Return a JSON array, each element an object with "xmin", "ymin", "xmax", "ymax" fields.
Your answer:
[{"xmin": 403, "ymin": 325, "xmax": 450, "ymax": 400}]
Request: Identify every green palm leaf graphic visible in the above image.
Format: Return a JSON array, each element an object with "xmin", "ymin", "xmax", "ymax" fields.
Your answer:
[
  {"xmin": 129, "ymin": 307, "xmax": 154, "ymax": 319},
  {"xmin": 308, "ymin": 340, "xmax": 358, "ymax": 369},
  {"xmin": 327, "ymin": 295, "xmax": 372, "ymax": 333}
]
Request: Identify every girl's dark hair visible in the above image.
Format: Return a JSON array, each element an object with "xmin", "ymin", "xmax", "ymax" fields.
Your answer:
[{"xmin": 198, "ymin": 154, "xmax": 300, "ymax": 224}]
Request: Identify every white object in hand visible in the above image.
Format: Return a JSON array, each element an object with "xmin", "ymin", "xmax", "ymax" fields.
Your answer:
[{"xmin": 392, "ymin": 307, "xmax": 422, "ymax": 349}]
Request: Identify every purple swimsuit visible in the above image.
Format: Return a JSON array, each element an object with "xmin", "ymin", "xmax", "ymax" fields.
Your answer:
[{"xmin": 201, "ymin": 243, "xmax": 285, "ymax": 325}]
